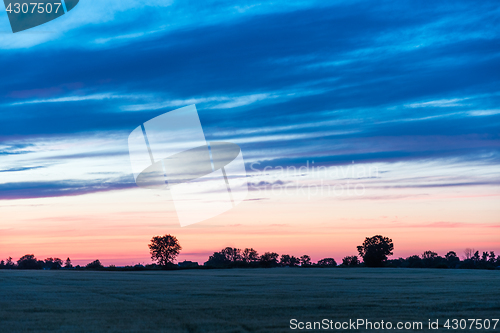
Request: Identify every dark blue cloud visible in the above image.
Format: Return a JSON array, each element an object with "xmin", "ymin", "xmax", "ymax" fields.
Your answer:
[
  {"xmin": 0, "ymin": 143, "xmax": 36, "ymax": 155},
  {"xmin": 0, "ymin": 176, "xmax": 136, "ymax": 200}
]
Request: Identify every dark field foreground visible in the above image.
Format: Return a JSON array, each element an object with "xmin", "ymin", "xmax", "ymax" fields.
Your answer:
[{"xmin": 0, "ymin": 268, "xmax": 498, "ymax": 332}]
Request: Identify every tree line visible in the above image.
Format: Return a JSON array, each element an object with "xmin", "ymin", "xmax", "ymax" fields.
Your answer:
[
  {"xmin": 1, "ymin": 255, "xmax": 77, "ymax": 270},
  {"xmin": 1, "ymin": 235, "xmax": 499, "ymax": 270},
  {"xmin": 200, "ymin": 236, "xmax": 499, "ymax": 270}
]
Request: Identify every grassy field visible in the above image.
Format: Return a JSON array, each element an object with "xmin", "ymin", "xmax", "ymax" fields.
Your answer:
[{"xmin": 0, "ymin": 268, "xmax": 498, "ymax": 332}]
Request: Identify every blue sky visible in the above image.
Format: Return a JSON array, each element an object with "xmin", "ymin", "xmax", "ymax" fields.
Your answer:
[{"xmin": 1, "ymin": 0, "xmax": 499, "ymax": 199}]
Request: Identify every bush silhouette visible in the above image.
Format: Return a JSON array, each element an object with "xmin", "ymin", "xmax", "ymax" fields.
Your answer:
[{"xmin": 86, "ymin": 260, "xmax": 104, "ymax": 269}]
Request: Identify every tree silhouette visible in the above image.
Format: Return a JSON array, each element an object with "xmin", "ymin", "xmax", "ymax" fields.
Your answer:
[
  {"xmin": 407, "ymin": 255, "xmax": 423, "ymax": 268},
  {"xmin": 342, "ymin": 255, "xmax": 360, "ymax": 267},
  {"xmin": 421, "ymin": 251, "xmax": 437, "ymax": 267},
  {"xmin": 64, "ymin": 257, "xmax": 72, "ymax": 269},
  {"xmin": 279, "ymin": 254, "xmax": 291, "ymax": 266},
  {"xmin": 280, "ymin": 254, "xmax": 299, "ymax": 267},
  {"xmin": 149, "ymin": 234, "xmax": 182, "ymax": 266},
  {"xmin": 259, "ymin": 252, "xmax": 279, "ymax": 268},
  {"xmin": 221, "ymin": 247, "xmax": 241, "ymax": 262},
  {"xmin": 5, "ymin": 257, "xmax": 14, "ymax": 269},
  {"xmin": 445, "ymin": 251, "xmax": 457, "ymax": 260},
  {"xmin": 300, "ymin": 255, "xmax": 311, "ymax": 266},
  {"xmin": 488, "ymin": 251, "xmax": 496, "ymax": 264},
  {"xmin": 290, "ymin": 256, "xmax": 300, "ymax": 267},
  {"xmin": 317, "ymin": 258, "xmax": 337, "ymax": 267},
  {"xmin": 86, "ymin": 260, "xmax": 103, "ymax": 269},
  {"xmin": 242, "ymin": 248, "xmax": 259, "ymax": 262},
  {"xmin": 357, "ymin": 235, "xmax": 394, "ymax": 267},
  {"xmin": 445, "ymin": 251, "xmax": 460, "ymax": 267},
  {"xmin": 17, "ymin": 254, "xmax": 41, "ymax": 269},
  {"xmin": 464, "ymin": 248, "xmax": 474, "ymax": 260},
  {"xmin": 205, "ymin": 247, "xmax": 245, "ymax": 266},
  {"xmin": 44, "ymin": 258, "xmax": 63, "ymax": 270},
  {"xmin": 472, "ymin": 251, "xmax": 480, "ymax": 262},
  {"xmin": 205, "ymin": 251, "xmax": 230, "ymax": 267},
  {"xmin": 421, "ymin": 251, "xmax": 437, "ymax": 259}
]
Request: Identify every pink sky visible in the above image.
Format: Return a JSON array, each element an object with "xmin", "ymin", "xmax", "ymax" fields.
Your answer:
[{"xmin": 1, "ymin": 179, "xmax": 499, "ymax": 266}]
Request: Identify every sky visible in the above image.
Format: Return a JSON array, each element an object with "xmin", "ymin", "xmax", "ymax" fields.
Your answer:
[{"xmin": 0, "ymin": 0, "xmax": 499, "ymax": 266}]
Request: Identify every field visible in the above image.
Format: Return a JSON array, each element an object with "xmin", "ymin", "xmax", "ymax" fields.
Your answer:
[{"xmin": 0, "ymin": 268, "xmax": 498, "ymax": 332}]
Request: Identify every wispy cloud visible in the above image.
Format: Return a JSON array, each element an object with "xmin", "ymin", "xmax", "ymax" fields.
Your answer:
[
  {"xmin": 10, "ymin": 93, "xmax": 147, "ymax": 106},
  {"xmin": 0, "ymin": 166, "xmax": 45, "ymax": 173},
  {"xmin": 468, "ymin": 109, "xmax": 500, "ymax": 117},
  {"xmin": 404, "ymin": 98, "xmax": 468, "ymax": 108}
]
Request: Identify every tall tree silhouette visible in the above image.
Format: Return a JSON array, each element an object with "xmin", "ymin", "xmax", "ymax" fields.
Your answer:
[
  {"xmin": 149, "ymin": 234, "xmax": 182, "ymax": 266},
  {"xmin": 357, "ymin": 235, "xmax": 394, "ymax": 267}
]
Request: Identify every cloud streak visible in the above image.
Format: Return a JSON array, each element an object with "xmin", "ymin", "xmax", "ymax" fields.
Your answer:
[{"xmin": 0, "ymin": 176, "xmax": 136, "ymax": 200}]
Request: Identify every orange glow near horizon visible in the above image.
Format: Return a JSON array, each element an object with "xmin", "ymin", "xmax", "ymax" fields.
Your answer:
[{"xmin": 1, "ymin": 183, "xmax": 499, "ymax": 266}]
